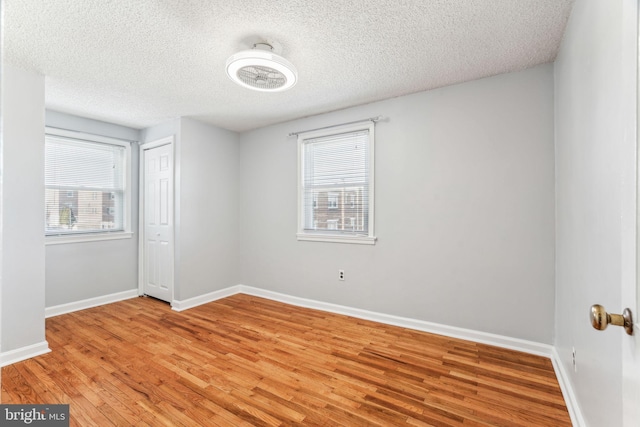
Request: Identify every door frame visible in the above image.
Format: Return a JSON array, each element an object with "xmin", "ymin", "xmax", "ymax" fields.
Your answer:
[{"xmin": 138, "ymin": 136, "xmax": 175, "ymax": 302}]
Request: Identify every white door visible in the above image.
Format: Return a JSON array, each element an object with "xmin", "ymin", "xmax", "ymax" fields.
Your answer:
[
  {"xmin": 142, "ymin": 139, "xmax": 174, "ymax": 302},
  {"xmin": 623, "ymin": 1, "xmax": 640, "ymax": 425}
]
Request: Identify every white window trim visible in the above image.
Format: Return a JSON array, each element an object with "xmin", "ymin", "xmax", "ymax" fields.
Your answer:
[
  {"xmin": 296, "ymin": 233, "xmax": 377, "ymax": 245},
  {"xmin": 46, "ymin": 232, "xmax": 133, "ymax": 245},
  {"xmin": 296, "ymin": 120, "xmax": 376, "ymax": 245},
  {"xmin": 45, "ymin": 127, "xmax": 134, "ymax": 245}
]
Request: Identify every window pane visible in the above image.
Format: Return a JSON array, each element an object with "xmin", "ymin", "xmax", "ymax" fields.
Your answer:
[
  {"xmin": 45, "ymin": 136, "xmax": 124, "ymax": 189},
  {"xmin": 45, "ymin": 135, "xmax": 126, "ymax": 235},
  {"xmin": 301, "ymin": 129, "xmax": 369, "ymax": 235}
]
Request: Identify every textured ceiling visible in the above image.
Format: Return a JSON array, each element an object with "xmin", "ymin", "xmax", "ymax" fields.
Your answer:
[{"xmin": 4, "ymin": 0, "xmax": 575, "ymax": 133}]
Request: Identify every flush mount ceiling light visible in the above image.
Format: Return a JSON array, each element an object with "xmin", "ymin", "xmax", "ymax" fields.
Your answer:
[{"xmin": 226, "ymin": 42, "xmax": 298, "ymax": 92}]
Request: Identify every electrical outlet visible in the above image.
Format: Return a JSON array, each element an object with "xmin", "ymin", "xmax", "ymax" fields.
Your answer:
[
  {"xmin": 338, "ymin": 269, "xmax": 345, "ymax": 281},
  {"xmin": 572, "ymin": 347, "xmax": 577, "ymax": 372}
]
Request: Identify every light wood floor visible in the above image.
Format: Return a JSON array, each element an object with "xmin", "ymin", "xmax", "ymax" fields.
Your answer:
[{"xmin": 2, "ymin": 294, "xmax": 571, "ymax": 426}]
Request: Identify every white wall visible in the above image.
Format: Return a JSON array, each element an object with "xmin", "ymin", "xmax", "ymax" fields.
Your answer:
[
  {"xmin": 1, "ymin": 64, "xmax": 47, "ymax": 356},
  {"xmin": 239, "ymin": 64, "xmax": 556, "ymax": 343},
  {"xmin": 554, "ymin": 1, "xmax": 637, "ymax": 425},
  {"xmin": 44, "ymin": 111, "xmax": 141, "ymax": 307},
  {"xmin": 175, "ymin": 118, "xmax": 240, "ymax": 300}
]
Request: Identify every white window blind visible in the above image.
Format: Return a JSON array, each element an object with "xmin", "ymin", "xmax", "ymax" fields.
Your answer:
[
  {"xmin": 45, "ymin": 134, "xmax": 127, "ymax": 235},
  {"xmin": 298, "ymin": 121, "xmax": 375, "ymax": 244}
]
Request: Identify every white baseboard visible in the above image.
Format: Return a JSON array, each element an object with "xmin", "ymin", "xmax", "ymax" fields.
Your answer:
[
  {"xmin": 171, "ymin": 285, "xmax": 242, "ymax": 311},
  {"xmin": 45, "ymin": 289, "xmax": 139, "ymax": 318},
  {"xmin": 237, "ymin": 285, "xmax": 554, "ymax": 357},
  {"xmin": 0, "ymin": 341, "xmax": 51, "ymax": 367},
  {"xmin": 551, "ymin": 347, "xmax": 585, "ymax": 427}
]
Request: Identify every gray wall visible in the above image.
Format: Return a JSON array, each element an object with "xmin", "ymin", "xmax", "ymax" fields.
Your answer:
[
  {"xmin": 141, "ymin": 118, "xmax": 240, "ymax": 302},
  {"xmin": 239, "ymin": 64, "xmax": 556, "ymax": 343},
  {"xmin": 554, "ymin": 0, "xmax": 637, "ymax": 425},
  {"xmin": 176, "ymin": 118, "xmax": 240, "ymax": 300},
  {"xmin": 44, "ymin": 111, "xmax": 141, "ymax": 307},
  {"xmin": 1, "ymin": 64, "xmax": 46, "ymax": 352},
  {"xmin": 140, "ymin": 119, "xmax": 179, "ymax": 144},
  {"xmin": 47, "ymin": 110, "xmax": 139, "ymax": 141}
]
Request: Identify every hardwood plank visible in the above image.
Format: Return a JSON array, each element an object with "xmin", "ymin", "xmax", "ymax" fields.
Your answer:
[{"xmin": 2, "ymin": 294, "xmax": 571, "ymax": 426}]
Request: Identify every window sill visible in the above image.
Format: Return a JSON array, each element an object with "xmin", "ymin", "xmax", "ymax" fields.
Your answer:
[
  {"xmin": 45, "ymin": 232, "xmax": 133, "ymax": 245},
  {"xmin": 297, "ymin": 233, "xmax": 377, "ymax": 245}
]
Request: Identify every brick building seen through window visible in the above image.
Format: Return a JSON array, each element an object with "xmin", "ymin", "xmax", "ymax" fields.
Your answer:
[
  {"xmin": 311, "ymin": 187, "xmax": 366, "ymax": 232},
  {"xmin": 46, "ymin": 190, "xmax": 118, "ymax": 231}
]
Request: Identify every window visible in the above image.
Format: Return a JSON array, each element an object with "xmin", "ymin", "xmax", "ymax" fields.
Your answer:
[
  {"xmin": 297, "ymin": 120, "xmax": 376, "ymax": 244},
  {"xmin": 327, "ymin": 219, "xmax": 339, "ymax": 230},
  {"xmin": 45, "ymin": 128, "xmax": 132, "ymax": 242},
  {"xmin": 328, "ymin": 192, "xmax": 339, "ymax": 209}
]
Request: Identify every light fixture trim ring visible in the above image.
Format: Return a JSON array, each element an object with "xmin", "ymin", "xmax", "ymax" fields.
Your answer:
[{"xmin": 226, "ymin": 49, "xmax": 298, "ymax": 92}]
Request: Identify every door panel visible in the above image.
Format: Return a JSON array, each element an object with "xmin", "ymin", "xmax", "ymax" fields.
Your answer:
[
  {"xmin": 142, "ymin": 142, "xmax": 174, "ymax": 302},
  {"xmin": 146, "ymin": 239, "xmax": 157, "ymax": 285},
  {"xmin": 160, "ymin": 178, "xmax": 169, "ymax": 225},
  {"xmin": 158, "ymin": 241, "xmax": 171, "ymax": 291}
]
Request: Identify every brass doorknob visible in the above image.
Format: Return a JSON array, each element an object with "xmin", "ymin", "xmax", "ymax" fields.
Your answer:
[{"xmin": 590, "ymin": 304, "xmax": 633, "ymax": 336}]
